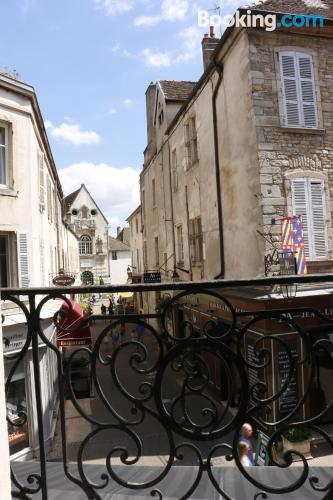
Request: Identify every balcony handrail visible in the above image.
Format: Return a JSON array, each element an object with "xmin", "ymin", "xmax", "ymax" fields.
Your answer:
[
  {"xmin": 1, "ymin": 273, "xmax": 333, "ymax": 499},
  {"xmin": 1, "ymin": 272, "xmax": 333, "ymax": 296}
]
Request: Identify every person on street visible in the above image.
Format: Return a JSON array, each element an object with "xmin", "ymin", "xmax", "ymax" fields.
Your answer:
[
  {"xmin": 101, "ymin": 304, "xmax": 107, "ymax": 315},
  {"xmin": 238, "ymin": 423, "xmax": 255, "ymax": 465},
  {"xmin": 119, "ymin": 321, "xmax": 126, "ymax": 343},
  {"xmin": 108, "ymin": 300, "xmax": 114, "ymax": 315},
  {"xmin": 237, "ymin": 441, "xmax": 253, "ymax": 467},
  {"xmin": 135, "ymin": 322, "xmax": 145, "ymax": 344}
]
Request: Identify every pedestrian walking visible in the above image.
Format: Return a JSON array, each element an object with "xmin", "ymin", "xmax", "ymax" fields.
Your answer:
[
  {"xmin": 119, "ymin": 321, "xmax": 127, "ymax": 343},
  {"xmin": 237, "ymin": 441, "xmax": 253, "ymax": 467},
  {"xmin": 101, "ymin": 304, "xmax": 107, "ymax": 315},
  {"xmin": 238, "ymin": 423, "xmax": 255, "ymax": 465},
  {"xmin": 135, "ymin": 322, "xmax": 145, "ymax": 344},
  {"xmin": 108, "ymin": 300, "xmax": 114, "ymax": 315}
]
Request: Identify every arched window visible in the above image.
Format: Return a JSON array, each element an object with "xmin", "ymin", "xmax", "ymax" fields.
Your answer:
[
  {"xmin": 79, "ymin": 235, "xmax": 92, "ymax": 255},
  {"xmin": 81, "ymin": 270, "xmax": 94, "ymax": 285}
]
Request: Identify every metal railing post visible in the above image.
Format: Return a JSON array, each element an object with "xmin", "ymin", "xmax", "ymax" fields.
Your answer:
[{"xmin": 0, "ymin": 296, "xmax": 11, "ymax": 499}]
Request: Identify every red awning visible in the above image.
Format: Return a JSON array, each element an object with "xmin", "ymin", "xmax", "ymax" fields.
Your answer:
[{"xmin": 56, "ymin": 300, "xmax": 92, "ymax": 348}]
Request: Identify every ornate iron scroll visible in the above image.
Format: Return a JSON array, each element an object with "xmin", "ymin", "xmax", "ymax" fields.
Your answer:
[{"xmin": 1, "ymin": 276, "xmax": 332, "ymax": 499}]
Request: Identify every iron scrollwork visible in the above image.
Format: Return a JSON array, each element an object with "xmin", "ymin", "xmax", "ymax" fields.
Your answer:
[{"xmin": 1, "ymin": 278, "xmax": 332, "ymax": 499}]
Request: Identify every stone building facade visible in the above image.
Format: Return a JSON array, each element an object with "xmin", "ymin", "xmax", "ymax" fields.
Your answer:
[
  {"xmin": 64, "ymin": 184, "xmax": 109, "ymax": 284},
  {"xmin": 138, "ymin": 0, "xmax": 333, "ymax": 291}
]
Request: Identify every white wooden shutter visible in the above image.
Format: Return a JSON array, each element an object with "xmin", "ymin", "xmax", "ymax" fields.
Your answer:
[
  {"xmin": 298, "ymin": 55, "xmax": 317, "ymax": 128},
  {"xmin": 38, "ymin": 151, "xmax": 45, "ymax": 209},
  {"xmin": 280, "ymin": 53, "xmax": 301, "ymax": 127},
  {"xmin": 40, "ymin": 241, "xmax": 45, "ymax": 286},
  {"xmin": 310, "ymin": 180, "xmax": 327, "ymax": 257},
  {"xmin": 17, "ymin": 233, "xmax": 29, "ymax": 288},
  {"xmin": 292, "ymin": 179, "xmax": 310, "ymax": 258}
]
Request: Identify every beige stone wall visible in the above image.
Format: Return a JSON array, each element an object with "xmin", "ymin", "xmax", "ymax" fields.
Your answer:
[
  {"xmin": 216, "ymin": 31, "xmax": 264, "ymax": 278},
  {"xmin": 249, "ymin": 29, "xmax": 333, "ymax": 264}
]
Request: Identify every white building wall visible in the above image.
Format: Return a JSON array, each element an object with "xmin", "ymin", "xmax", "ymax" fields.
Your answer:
[
  {"xmin": 109, "ymin": 250, "xmax": 131, "ymax": 284},
  {"xmin": 0, "ymin": 82, "xmax": 62, "ymax": 288}
]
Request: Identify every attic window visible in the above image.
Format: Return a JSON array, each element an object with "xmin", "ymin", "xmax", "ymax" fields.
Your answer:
[
  {"xmin": 91, "ymin": 209, "xmax": 97, "ymax": 216},
  {"xmin": 72, "ymin": 209, "xmax": 78, "ymax": 216},
  {"xmin": 158, "ymin": 111, "xmax": 164, "ymax": 127}
]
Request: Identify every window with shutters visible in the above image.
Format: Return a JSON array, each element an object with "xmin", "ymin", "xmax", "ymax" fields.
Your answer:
[
  {"xmin": 0, "ymin": 124, "xmax": 10, "ymax": 187},
  {"xmin": 279, "ymin": 51, "xmax": 318, "ymax": 128},
  {"xmin": 39, "ymin": 241, "xmax": 45, "ymax": 286},
  {"xmin": 143, "ymin": 241, "xmax": 148, "ymax": 269},
  {"xmin": 172, "ymin": 149, "xmax": 178, "ymax": 192},
  {"xmin": 38, "ymin": 151, "xmax": 45, "ymax": 211},
  {"xmin": 291, "ymin": 178, "xmax": 327, "ymax": 260},
  {"xmin": 47, "ymin": 177, "xmax": 52, "ymax": 221},
  {"xmin": 17, "ymin": 233, "xmax": 29, "ymax": 288},
  {"xmin": 154, "ymin": 236, "xmax": 159, "ymax": 267},
  {"xmin": 176, "ymin": 225, "xmax": 184, "ymax": 264},
  {"xmin": 184, "ymin": 117, "xmax": 198, "ymax": 170},
  {"xmin": 189, "ymin": 217, "xmax": 203, "ymax": 264}
]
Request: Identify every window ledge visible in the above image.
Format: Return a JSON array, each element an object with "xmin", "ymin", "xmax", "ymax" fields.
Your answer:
[
  {"xmin": 0, "ymin": 186, "xmax": 17, "ymax": 197},
  {"xmin": 280, "ymin": 126, "xmax": 326, "ymax": 135}
]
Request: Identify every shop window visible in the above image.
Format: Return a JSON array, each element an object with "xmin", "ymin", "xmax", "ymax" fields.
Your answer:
[
  {"xmin": 112, "ymin": 251, "xmax": 117, "ymax": 260},
  {"xmin": 5, "ymin": 359, "xmax": 29, "ymax": 455}
]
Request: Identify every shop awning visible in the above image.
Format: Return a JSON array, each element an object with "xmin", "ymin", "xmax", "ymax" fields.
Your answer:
[{"xmin": 56, "ymin": 300, "xmax": 92, "ymax": 348}]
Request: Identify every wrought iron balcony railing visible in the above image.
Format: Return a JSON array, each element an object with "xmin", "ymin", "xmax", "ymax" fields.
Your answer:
[{"xmin": 1, "ymin": 274, "xmax": 333, "ymax": 499}]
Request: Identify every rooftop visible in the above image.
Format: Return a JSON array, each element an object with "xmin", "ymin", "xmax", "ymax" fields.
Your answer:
[
  {"xmin": 158, "ymin": 80, "xmax": 197, "ymax": 102},
  {"xmin": 244, "ymin": 0, "xmax": 333, "ymax": 17}
]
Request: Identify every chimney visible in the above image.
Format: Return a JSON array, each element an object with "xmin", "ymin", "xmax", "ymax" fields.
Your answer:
[
  {"xmin": 117, "ymin": 226, "xmax": 121, "ymax": 236},
  {"xmin": 202, "ymin": 26, "xmax": 220, "ymax": 71}
]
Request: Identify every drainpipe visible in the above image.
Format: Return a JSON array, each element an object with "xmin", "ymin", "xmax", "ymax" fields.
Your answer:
[
  {"xmin": 212, "ymin": 60, "xmax": 225, "ymax": 279},
  {"xmin": 167, "ymin": 141, "xmax": 176, "ymax": 268}
]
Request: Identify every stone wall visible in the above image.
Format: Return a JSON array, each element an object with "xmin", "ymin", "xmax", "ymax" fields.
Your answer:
[{"xmin": 249, "ymin": 29, "xmax": 333, "ymax": 268}]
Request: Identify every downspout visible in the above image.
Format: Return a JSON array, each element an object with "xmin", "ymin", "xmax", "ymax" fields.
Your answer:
[
  {"xmin": 212, "ymin": 60, "xmax": 225, "ymax": 279},
  {"xmin": 167, "ymin": 140, "xmax": 176, "ymax": 269}
]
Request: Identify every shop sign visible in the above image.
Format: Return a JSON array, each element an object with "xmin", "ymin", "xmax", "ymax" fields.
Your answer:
[
  {"xmin": 53, "ymin": 271, "xmax": 75, "ymax": 286},
  {"xmin": 279, "ymin": 253, "xmax": 296, "ymax": 275},
  {"xmin": 255, "ymin": 431, "xmax": 270, "ymax": 466},
  {"xmin": 132, "ymin": 275, "xmax": 142, "ymax": 284},
  {"xmin": 144, "ymin": 272, "xmax": 161, "ymax": 283}
]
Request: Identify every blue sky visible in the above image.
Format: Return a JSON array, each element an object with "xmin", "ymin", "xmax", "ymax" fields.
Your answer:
[{"xmin": 1, "ymin": 0, "xmax": 243, "ymax": 232}]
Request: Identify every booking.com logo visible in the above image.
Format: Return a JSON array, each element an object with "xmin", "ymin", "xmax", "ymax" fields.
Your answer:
[{"xmin": 198, "ymin": 9, "xmax": 324, "ymax": 32}]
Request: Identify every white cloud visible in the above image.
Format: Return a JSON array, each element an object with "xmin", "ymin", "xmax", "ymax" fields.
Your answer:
[
  {"xmin": 142, "ymin": 48, "xmax": 172, "ymax": 67},
  {"xmin": 134, "ymin": 0, "xmax": 189, "ymax": 26},
  {"xmin": 95, "ymin": 0, "xmax": 133, "ymax": 16},
  {"xmin": 59, "ymin": 162, "xmax": 140, "ymax": 231},
  {"xmin": 107, "ymin": 107, "xmax": 117, "ymax": 115},
  {"xmin": 142, "ymin": 25, "xmax": 201, "ymax": 67},
  {"xmin": 19, "ymin": 0, "xmax": 36, "ymax": 13},
  {"xmin": 45, "ymin": 121, "xmax": 101, "ymax": 146},
  {"xmin": 123, "ymin": 98, "xmax": 133, "ymax": 107}
]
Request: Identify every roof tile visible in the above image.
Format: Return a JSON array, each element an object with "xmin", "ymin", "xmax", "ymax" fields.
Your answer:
[{"xmin": 159, "ymin": 80, "xmax": 197, "ymax": 101}]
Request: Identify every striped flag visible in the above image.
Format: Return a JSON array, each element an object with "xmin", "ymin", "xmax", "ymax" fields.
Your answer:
[{"xmin": 281, "ymin": 216, "xmax": 307, "ymax": 274}]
